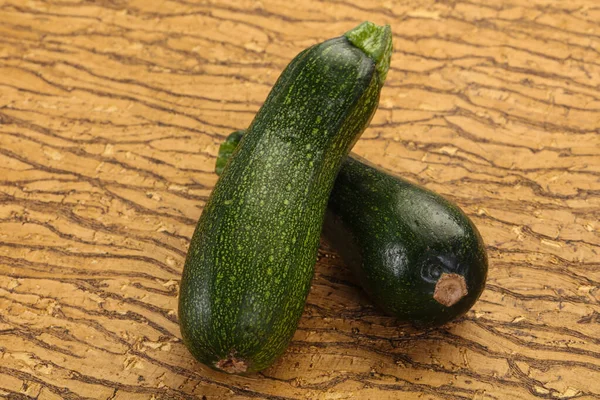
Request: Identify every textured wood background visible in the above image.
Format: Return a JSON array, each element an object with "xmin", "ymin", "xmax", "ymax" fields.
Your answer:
[{"xmin": 1, "ymin": 0, "xmax": 599, "ymax": 399}]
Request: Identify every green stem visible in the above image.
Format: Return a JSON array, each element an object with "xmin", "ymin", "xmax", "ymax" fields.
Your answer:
[{"xmin": 344, "ymin": 21, "xmax": 393, "ymax": 85}]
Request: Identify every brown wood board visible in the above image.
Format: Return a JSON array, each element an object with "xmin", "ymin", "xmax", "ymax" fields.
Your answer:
[{"xmin": 0, "ymin": 0, "xmax": 599, "ymax": 399}]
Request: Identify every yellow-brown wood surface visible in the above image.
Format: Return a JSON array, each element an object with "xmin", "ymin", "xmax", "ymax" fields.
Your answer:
[{"xmin": 1, "ymin": 0, "xmax": 599, "ymax": 399}]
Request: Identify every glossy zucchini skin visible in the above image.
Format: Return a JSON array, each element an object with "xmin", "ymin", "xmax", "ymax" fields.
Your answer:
[
  {"xmin": 179, "ymin": 22, "xmax": 392, "ymax": 373},
  {"xmin": 216, "ymin": 142, "xmax": 488, "ymax": 327},
  {"xmin": 324, "ymin": 156, "xmax": 488, "ymax": 327}
]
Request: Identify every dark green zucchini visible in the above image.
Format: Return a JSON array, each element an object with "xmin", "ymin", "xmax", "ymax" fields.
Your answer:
[
  {"xmin": 215, "ymin": 138, "xmax": 488, "ymax": 327},
  {"xmin": 179, "ymin": 22, "xmax": 392, "ymax": 374}
]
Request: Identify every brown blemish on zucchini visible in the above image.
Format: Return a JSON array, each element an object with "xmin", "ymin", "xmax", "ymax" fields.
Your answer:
[{"xmin": 215, "ymin": 351, "xmax": 248, "ymax": 374}]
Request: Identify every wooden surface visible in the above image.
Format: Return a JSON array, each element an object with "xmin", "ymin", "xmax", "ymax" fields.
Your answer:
[{"xmin": 1, "ymin": 0, "xmax": 599, "ymax": 399}]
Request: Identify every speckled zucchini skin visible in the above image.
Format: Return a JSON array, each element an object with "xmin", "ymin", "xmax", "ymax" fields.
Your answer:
[
  {"xmin": 179, "ymin": 24, "xmax": 391, "ymax": 373},
  {"xmin": 216, "ymin": 147, "xmax": 488, "ymax": 328}
]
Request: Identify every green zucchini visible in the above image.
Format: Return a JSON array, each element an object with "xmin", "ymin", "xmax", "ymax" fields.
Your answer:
[
  {"xmin": 215, "ymin": 139, "xmax": 488, "ymax": 327},
  {"xmin": 179, "ymin": 22, "xmax": 392, "ymax": 374}
]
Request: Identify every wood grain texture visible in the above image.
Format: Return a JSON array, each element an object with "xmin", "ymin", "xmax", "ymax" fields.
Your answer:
[{"xmin": 0, "ymin": 0, "xmax": 599, "ymax": 399}]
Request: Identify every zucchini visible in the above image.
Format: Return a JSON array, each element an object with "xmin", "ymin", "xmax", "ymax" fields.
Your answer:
[
  {"xmin": 179, "ymin": 22, "xmax": 392, "ymax": 373},
  {"xmin": 215, "ymin": 139, "xmax": 488, "ymax": 327}
]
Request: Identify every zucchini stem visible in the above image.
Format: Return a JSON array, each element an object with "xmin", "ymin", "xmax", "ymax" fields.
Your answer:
[
  {"xmin": 344, "ymin": 21, "xmax": 393, "ymax": 85},
  {"xmin": 433, "ymin": 273, "xmax": 468, "ymax": 307}
]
